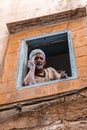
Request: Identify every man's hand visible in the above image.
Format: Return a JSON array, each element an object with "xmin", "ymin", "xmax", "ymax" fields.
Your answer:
[
  {"xmin": 23, "ymin": 56, "xmax": 36, "ymax": 85},
  {"xmin": 28, "ymin": 55, "xmax": 35, "ymax": 69},
  {"xmin": 60, "ymin": 71, "xmax": 68, "ymax": 78}
]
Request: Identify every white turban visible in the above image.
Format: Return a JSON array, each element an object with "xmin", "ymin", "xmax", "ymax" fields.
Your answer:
[{"xmin": 29, "ymin": 49, "xmax": 46, "ymax": 59}]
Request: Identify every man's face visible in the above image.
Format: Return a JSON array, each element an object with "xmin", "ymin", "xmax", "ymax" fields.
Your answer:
[{"xmin": 34, "ymin": 53, "xmax": 46, "ymax": 70}]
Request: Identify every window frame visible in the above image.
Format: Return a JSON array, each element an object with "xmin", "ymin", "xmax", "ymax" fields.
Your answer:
[{"xmin": 16, "ymin": 30, "xmax": 78, "ymax": 90}]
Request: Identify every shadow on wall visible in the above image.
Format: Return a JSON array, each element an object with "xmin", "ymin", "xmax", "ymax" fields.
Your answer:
[{"xmin": 0, "ymin": 35, "xmax": 9, "ymax": 78}]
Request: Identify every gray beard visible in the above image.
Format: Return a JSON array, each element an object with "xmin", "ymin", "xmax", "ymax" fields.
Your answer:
[{"xmin": 35, "ymin": 64, "xmax": 43, "ymax": 70}]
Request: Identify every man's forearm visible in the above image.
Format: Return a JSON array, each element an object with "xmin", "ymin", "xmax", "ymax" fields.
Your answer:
[{"xmin": 23, "ymin": 67, "xmax": 35, "ymax": 85}]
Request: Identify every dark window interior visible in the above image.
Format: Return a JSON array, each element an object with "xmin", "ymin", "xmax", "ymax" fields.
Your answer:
[{"xmin": 26, "ymin": 33, "xmax": 71, "ymax": 77}]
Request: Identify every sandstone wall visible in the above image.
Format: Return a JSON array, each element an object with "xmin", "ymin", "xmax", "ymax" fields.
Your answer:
[
  {"xmin": 0, "ymin": 14, "xmax": 87, "ymax": 105},
  {"xmin": 0, "ymin": 90, "xmax": 87, "ymax": 130}
]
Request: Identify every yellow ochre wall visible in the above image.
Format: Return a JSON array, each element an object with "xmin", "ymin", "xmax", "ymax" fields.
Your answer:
[{"xmin": 0, "ymin": 16, "xmax": 87, "ymax": 106}]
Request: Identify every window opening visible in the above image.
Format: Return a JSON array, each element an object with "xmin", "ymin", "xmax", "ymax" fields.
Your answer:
[{"xmin": 16, "ymin": 30, "xmax": 78, "ymax": 89}]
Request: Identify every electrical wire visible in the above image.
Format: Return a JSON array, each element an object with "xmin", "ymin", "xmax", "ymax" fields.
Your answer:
[
  {"xmin": 0, "ymin": 86, "xmax": 87, "ymax": 113},
  {"xmin": 0, "ymin": 86, "xmax": 87, "ymax": 123}
]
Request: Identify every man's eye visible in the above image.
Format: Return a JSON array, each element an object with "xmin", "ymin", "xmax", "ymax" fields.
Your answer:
[
  {"xmin": 40, "ymin": 57, "xmax": 43, "ymax": 60},
  {"xmin": 35, "ymin": 57, "xmax": 43, "ymax": 60},
  {"xmin": 35, "ymin": 57, "xmax": 38, "ymax": 60}
]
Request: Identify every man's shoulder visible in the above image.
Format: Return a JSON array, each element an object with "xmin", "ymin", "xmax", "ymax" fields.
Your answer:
[{"xmin": 45, "ymin": 67, "xmax": 56, "ymax": 71}]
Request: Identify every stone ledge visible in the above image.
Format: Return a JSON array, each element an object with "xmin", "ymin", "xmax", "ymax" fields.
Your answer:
[{"xmin": 7, "ymin": 7, "xmax": 86, "ymax": 34}]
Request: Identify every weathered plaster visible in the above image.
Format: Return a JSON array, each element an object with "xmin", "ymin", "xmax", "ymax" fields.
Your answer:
[
  {"xmin": 0, "ymin": 0, "xmax": 87, "ymax": 78},
  {"xmin": 0, "ymin": 91, "xmax": 87, "ymax": 130}
]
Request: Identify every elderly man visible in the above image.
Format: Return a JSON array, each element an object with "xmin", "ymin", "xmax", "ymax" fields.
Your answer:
[{"xmin": 24, "ymin": 49, "xmax": 68, "ymax": 85}]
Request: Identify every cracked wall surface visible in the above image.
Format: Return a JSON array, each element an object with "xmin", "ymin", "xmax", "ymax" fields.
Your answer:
[{"xmin": 0, "ymin": 90, "xmax": 87, "ymax": 130}]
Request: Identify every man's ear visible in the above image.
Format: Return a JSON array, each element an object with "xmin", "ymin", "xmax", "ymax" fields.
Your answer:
[{"xmin": 44, "ymin": 60, "xmax": 46, "ymax": 66}]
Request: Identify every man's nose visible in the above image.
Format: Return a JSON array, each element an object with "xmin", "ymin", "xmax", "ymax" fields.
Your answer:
[{"xmin": 37, "ymin": 58, "xmax": 41, "ymax": 61}]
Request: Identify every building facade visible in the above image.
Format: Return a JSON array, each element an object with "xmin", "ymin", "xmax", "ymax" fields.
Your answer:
[{"xmin": 0, "ymin": 1, "xmax": 87, "ymax": 130}]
